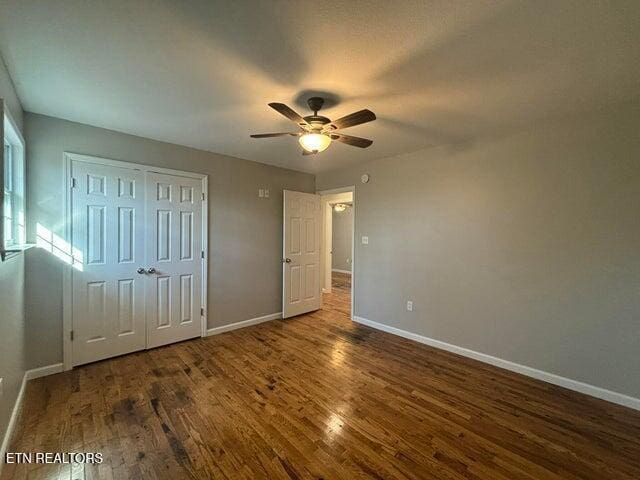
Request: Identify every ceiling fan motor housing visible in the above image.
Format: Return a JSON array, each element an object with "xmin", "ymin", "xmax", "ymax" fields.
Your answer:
[
  {"xmin": 303, "ymin": 115, "xmax": 330, "ymax": 130},
  {"xmin": 307, "ymin": 96, "xmax": 324, "ymax": 113}
]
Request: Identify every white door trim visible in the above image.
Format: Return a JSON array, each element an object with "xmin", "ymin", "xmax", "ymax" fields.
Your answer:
[
  {"xmin": 318, "ymin": 186, "xmax": 356, "ymax": 319},
  {"xmin": 322, "ymin": 198, "xmax": 332, "ymax": 294},
  {"xmin": 62, "ymin": 152, "xmax": 209, "ymax": 371}
]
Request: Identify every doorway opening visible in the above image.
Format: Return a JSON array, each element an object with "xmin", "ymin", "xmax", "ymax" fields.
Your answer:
[{"xmin": 319, "ymin": 187, "xmax": 355, "ymax": 319}]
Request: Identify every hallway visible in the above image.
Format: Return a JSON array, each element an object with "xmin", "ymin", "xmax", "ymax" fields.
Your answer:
[{"xmin": 322, "ymin": 271, "xmax": 351, "ymax": 319}]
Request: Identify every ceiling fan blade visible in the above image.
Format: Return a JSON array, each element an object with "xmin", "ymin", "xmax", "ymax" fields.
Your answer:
[
  {"xmin": 324, "ymin": 109, "xmax": 376, "ymax": 131},
  {"xmin": 250, "ymin": 132, "xmax": 300, "ymax": 138},
  {"xmin": 330, "ymin": 133, "xmax": 373, "ymax": 148},
  {"xmin": 268, "ymin": 103, "xmax": 310, "ymax": 128}
]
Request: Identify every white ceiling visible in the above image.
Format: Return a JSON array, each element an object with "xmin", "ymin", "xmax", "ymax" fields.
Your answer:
[{"xmin": 1, "ymin": 0, "xmax": 639, "ymax": 173}]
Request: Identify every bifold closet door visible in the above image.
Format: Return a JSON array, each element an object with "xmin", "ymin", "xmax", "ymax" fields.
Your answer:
[
  {"xmin": 71, "ymin": 161, "xmax": 147, "ymax": 366},
  {"xmin": 145, "ymin": 171, "xmax": 203, "ymax": 348}
]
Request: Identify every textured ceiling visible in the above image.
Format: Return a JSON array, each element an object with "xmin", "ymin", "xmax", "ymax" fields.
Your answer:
[{"xmin": 0, "ymin": 0, "xmax": 639, "ymax": 173}]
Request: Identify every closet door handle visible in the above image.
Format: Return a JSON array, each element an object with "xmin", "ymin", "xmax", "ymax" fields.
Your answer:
[
  {"xmin": 147, "ymin": 267, "xmax": 157, "ymax": 274},
  {"xmin": 137, "ymin": 267, "xmax": 146, "ymax": 274}
]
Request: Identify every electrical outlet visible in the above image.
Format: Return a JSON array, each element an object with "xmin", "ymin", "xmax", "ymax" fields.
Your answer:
[
  {"xmin": 264, "ymin": 189, "xmax": 270, "ymax": 198},
  {"xmin": 361, "ymin": 236, "xmax": 369, "ymax": 245},
  {"xmin": 406, "ymin": 300, "xmax": 413, "ymax": 312},
  {"xmin": 258, "ymin": 188, "xmax": 264, "ymax": 198}
]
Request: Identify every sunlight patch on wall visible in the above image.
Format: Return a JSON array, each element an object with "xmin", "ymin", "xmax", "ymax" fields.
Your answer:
[{"xmin": 36, "ymin": 223, "xmax": 83, "ymax": 271}]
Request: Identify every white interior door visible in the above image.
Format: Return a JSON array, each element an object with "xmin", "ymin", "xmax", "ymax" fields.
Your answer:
[
  {"xmin": 283, "ymin": 190, "xmax": 321, "ymax": 318},
  {"xmin": 145, "ymin": 172, "xmax": 203, "ymax": 348},
  {"xmin": 71, "ymin": 161, "xmax": 147, "ymax": 366},
  {"xmin": 322, "ymin": 199, "xmax": 333, "ymax": 293}
]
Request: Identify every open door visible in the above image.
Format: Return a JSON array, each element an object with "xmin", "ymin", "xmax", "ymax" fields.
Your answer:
[{"xmin": 283, "ymin": 190, "xmax": 321, "ymax": 318}]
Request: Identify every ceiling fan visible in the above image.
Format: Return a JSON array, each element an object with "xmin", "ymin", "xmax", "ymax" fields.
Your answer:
[{"xmin": 250, "ymin": 97, "xmax": 376, "ymax": 155}]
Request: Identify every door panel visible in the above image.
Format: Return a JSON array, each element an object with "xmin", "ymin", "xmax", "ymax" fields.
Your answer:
[
  {"xmin": 117, "ymin": 279, "xmax": 135, "ymax": 334},
  {"xmin": 180, "ymin": 274, "xmax": 193, "ymax": 323},
  {"xmin": 283, "ymin": 190, "xmax": 321, "ymax": 318},
  {"xmin": 146, "ymin": 172, "xmax": 202, "ymax": 348},
  {"xmin": 71, "ymin": 161, "xmax": 146, "ymax": 366}
]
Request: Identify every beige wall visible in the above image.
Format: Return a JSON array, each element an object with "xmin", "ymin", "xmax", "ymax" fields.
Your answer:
[
  {"xmin": 0, "ymin": 55, "xmax": 25, "ymax": 451},
  {"xmin": 24, "ymin": 113, "xmax": 314, "ymax": 368},
  {"xmin": 332, "ymin": 207, "xmax": 353, "ymax": 272},
  {"xmin": 316, "ymin": 103, "xmax": 640, "ymax": 399}
]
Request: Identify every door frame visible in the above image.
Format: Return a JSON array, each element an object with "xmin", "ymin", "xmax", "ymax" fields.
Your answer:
[
  {"xmin": 318, "ymin": 186, "xmax": 355, "ymax": 319},
  {"xmin": 319, "ymin": 190, "xmax": 353, "ymax": 294},
  {"xmin": 62, "ymin": 152, "xmax": 209, "ymax": 370}
]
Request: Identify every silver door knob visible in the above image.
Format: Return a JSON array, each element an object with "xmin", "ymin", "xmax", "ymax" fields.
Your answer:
[
  {"xmin": 137, "ymin": 267, "xmax": 146, "ymax": 274},
  {"xmin": 147, "ymin": 267, "xmax": 156, "ymax": 274},
  {"xmin": 283, "ymin": 258, "xmax": 291, "ymax": 263}
]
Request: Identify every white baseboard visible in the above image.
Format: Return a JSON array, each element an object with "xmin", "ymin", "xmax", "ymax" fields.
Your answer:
[
  {"xmin": 353, "ymin": 316, "xmax": 640, "ymax": 411},
  {"xmin": 25, "ymin": 363, "xmax": 64, "ymax": 381},
  {"xmin": 331, "ymin": 269, "xmax": 352, "ymax": 275},
  {"xmin": 0, "ymin": 363, "xmax": 64, "ymax": 474},
  {"xmin": 0, "ymin": 374, "xmax": 26, "ymax": 476},
  {"xmin": 207, "ymin": 312, "xmax": 282, "ymax": 336}
]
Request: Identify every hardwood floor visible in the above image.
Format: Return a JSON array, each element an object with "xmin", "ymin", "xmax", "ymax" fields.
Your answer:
[
  {"xmin": 326, "ymin": 271, "xmax": 351, "ymax": 318},
  {"xmin": 4, "ymin": 276, "xmax": 640, "ymax": 479},
  {"xmin": 331, "ymin": 271, "xmax": 351, "ymax": 292}
]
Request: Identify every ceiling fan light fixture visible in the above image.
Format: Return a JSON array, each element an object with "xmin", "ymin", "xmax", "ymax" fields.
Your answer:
[
  {"xmin": 333, "ymin": 203, "xmax": 348, "ymax": 212},
  {"xmin": 299, "ymin": 132, "xmax": 331, "ymax": 153},
  {"xmin": 251, "ymin": 98, "xmax": 375, "ymax": 153}
]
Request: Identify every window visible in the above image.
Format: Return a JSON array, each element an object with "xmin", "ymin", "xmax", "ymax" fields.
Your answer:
[
  {"xmin": 4, "ymin": 139, "xmax": 14, "ymax": 245},
  {"xmin": 2, "ymin": 106, "xmax": 26, "ymax": 257}
]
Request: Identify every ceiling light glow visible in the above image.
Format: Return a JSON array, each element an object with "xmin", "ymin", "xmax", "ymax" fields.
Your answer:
[
  {"xmin": 299, "ymin": 133, "xmax": 331, "ymax": 153},
  {"xmin": 333, "ymin": 204, "xmax": 348, "ymax": 212}
]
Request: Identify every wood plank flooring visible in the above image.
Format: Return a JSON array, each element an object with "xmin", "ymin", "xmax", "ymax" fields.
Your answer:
[
  {"xmin": 330, "ymin": 271, "xmax": 351, "ymax": 293},
  {"xmin": 3, "ymin": 273, "xmax": 640, "ymax": 479}
]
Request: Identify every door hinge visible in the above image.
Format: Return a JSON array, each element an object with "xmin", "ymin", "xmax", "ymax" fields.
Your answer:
[
  {"xmin": 200, "ymin": 307, "xmax": 204, "ymax": 316},
  {"xmin": 201, "ymin": 250, "xmax": 204, "ymax": 259},
  {"xmin": 201, "ymin": 193, "xmax": 205, "ymax": 201},
  {"xmin": 70, "ymin": 330, "xmax": 74, "ymax": 341},
  {"xmin": 71, "ymin": 177, "xmax": 77, "ymax": 189}
]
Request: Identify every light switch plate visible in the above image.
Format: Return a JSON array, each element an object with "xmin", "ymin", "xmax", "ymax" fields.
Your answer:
[
  {"xmin": 258, "ymin": 188, "xmax": 264, "ymax": 198},
  {"xmin": 264, "ymin": 189, "xmax": 270, "ymax": 198},
  {"xmin": 361, "ymin": 236, "xmax": 369, "ymax": 245},
  {"xmin": 406, "ymin": 300, "xmax": 413, "ymax": 312}
]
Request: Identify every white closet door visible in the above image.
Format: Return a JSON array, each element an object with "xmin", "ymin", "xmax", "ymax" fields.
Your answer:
[
  {"xmin": 282, "ymin": 190, "xmax": 321, "ymax": 318},
  {"xmin": 71, "ymin": 161, "xmax": 146, "ymax": 366},
  {"xmin": 145, "ymin": 172, "xmax": 203, "ymax": 348}
]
